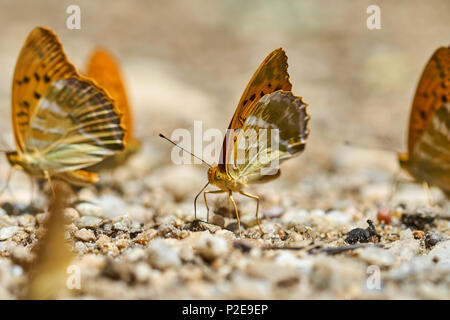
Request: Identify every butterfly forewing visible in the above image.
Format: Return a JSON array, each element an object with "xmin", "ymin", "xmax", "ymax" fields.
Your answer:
[
  {"xmin": 227, "ymin": 91, "xmax": 309, "ymax": 183},
  {"xmin": 12, "ymin": 27, "xmax": 77, "ymax": 152},
  {"xmin": 220, "ymin": 48, "xmax": 293, "ymax": 170},
  {"xmin": 408, "ymin": 46, "xmax": 450, "ymax": 154}
]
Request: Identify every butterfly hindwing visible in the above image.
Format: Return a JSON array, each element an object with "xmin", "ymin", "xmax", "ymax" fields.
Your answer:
[
  {"xmin": 227, "ymin": 91, "xmax": 309, "ymax": 183},
  {"xmin": 26, "ymin": 77, "xmax": 125, "ymax": 172},
  {"xmin": 411, "ymin": 102, "xmax": 450, "ymax": 194}
]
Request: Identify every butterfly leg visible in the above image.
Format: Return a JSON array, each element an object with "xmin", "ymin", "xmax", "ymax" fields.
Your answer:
[
  {"xmin": 388, "ymin": 170, "xmax": 401, "ymax": 202},
  {"xmin": 239, "ymin": 191, "xmax": 263, "ymax": 234},
  {"xmin": 203, "ymin": 189, "xmax": 227, "ymax": 222},
  {"xmin": 422, "ymin": 182, "xmax": 435, "ymax": 206},
  {"xmin": 228, "ymin": 192, "xmax": 241, "ymax": 237}
]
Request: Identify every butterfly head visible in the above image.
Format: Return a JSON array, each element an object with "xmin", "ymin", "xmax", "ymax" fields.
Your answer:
[
  {"xmin": 208, "ymin": 166, "xmax": 223, "ymax": 184},
  {"xmin": 207, "ymin": 166, "xmax": 230, "ymax": 188},
  {"xmin": 5, "ymin": 151, "xmax": 21, "ymax": 167},
  {"xmin": 397, "ymin": 152, "xmax": 411, "ymax": 172}
]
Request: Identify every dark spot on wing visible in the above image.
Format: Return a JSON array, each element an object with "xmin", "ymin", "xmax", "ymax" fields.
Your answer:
[
  {"xmin": 44, "ymin": 75, "xmax": 51, "ymax": 83},
  {"xmin": 242, "ymin": 100, "xmax": 248, "ymax": 106},
  {"xmin": 23, "ymin": 76, "xmax": 30, "ymax": 83},
  {"xmin": 34, "ymin": 92, "xmax": 41, "ymax": 99},
  {"xmin": 260, "ymin": 90, "xmax": 264, "ymax": 97},
  {"xmin": 419, "ymin": 110, "xmax": 426, "ymax": 119},
  {"xmin": 249, "ymin": 94, "xmax": 256, "ymax": 102},
  {"xmin": 268, "ymin": 83, "xmax": 272, "ymax": 88},
  {"xmin": 22, "ymin": 101, "xmax": 30, "ymax": 108},
  {"xmin": 34, "ymin": 72, "xmax": 40, "ymax": 81},
  {"xmin": 442, "ymin": 95, "xmax": 448, "ymax": 103}
]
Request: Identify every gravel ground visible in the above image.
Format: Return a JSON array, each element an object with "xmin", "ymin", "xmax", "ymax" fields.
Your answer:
[{"xmin": 0, "ymin": 0, "xmax": 449, "ymax": 299}]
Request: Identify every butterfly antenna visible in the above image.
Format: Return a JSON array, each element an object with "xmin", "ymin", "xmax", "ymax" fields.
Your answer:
[
  {"xmin": 158, "ymin": 133, "xmax": 212, "ymax": 168},
  {"xmin": 194, "ymin": 181, "xmax": 210, "ymax": 220}
]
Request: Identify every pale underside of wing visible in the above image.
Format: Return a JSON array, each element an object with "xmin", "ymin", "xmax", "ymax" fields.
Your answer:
[
  {"xmin": 410, "ymin": 102, "xmax": 450, "ymax": 195},
  {"xmin": 225, "ymin": 91, "xmax": 309, "ymax": 183},
  {"xmin": 25, "ymin": 78, "xmax": 125, "ymax": 173}
]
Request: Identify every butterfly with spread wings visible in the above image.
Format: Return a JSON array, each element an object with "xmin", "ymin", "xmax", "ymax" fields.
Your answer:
[
  {"xmin": 191, "ymin": 48, "xmax": 309, "ymax": 236},
  {"xmin": 398, "ymin": 46, "xmax": 450, "ymax": 200},
  {"xmin": 5, "ymin": 27, "xmax": 126, "ymax": 187}
]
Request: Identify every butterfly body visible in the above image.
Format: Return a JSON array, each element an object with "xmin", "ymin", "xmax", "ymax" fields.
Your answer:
[
  {"xmin": 208, "ymin": 166, "xmax": 247, "ymax": 192},
  {"xmin": 398, "ymin": 46, "xmax": 450, "ymax": 199},
  {"xmin": 5, "ymin": 27, "xmax": 125, "ymax": 187}
]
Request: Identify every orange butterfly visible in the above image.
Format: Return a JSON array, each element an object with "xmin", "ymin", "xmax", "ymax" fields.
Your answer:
[
  {"xmin": 398, "ymin": 46, "xmax": 450, "ymax": 199},
  {"xmin": 162, "ymin": 48, "xmax": 309, "ymax": 236},
  {"xmin": 84, "ymin": 48, "xmax": 140, "ymax": 170},
  {"xmin": 4, "ymin": 27, "xmax": 126, "ymax": 187}
]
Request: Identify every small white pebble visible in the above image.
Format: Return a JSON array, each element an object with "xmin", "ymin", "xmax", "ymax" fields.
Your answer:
[
  {"xmin": 0, "ymin": 226, "xmax": 19, "ymax": 241},
  {"xmin": 194, "ymin": 233, "xmax": 229, "ymax": 261}
]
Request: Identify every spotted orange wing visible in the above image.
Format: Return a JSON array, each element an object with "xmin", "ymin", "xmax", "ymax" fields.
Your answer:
[
  {"xmin": 11, "ymin": 27, "xmax": 125, "ymax": 180},
  {"xmin": 12, "ymin": 27, "xmax": 77, "ymax": 152},
  {"xmin": 219, "ymin": 48, "xmax": 292, "ymax": 171},
  {"xmin": 407, "ymin": 46, "xmax": 450, "ymax": 154},
  {"xmin": 402, "ymin": 46, "xmax": 450, "ymax": 197}
]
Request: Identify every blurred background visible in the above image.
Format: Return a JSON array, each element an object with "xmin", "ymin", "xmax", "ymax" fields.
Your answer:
[{"xmin": 0, "ymin": 0, "xmax": 449, "ymax": 205}]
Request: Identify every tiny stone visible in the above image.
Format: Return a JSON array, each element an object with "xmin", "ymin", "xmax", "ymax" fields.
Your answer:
[
  {"xmin": 425, "ymin": 232, "xmax": 441, "ymax": 249},
  {"xmin": 115, "ymin": 237, "xmax": 129, "ymax": 250},
  {"xmin": 134, "ymin": 229, "xmax": 158, "ymax": 245},
  {"xmin": 124, "ymin": 247, "xmax": 147, "ymax": 262},
  {"xmin": 75, "ymin": 202, "xmax": 104, "ymax": 217},
  {"xmin": 36, "ymin": 213, "xmax": 48, "ymax": 224},
  {"xmin": 413, "ymin": 230, "xmax": 425, "ymax": 239},
  {"xmin": 147, "ymin": 239, "xmax": 181, "ymax": 270},
  {"xmin": 209, "ymin": 215, "xmax": 225, "ymax": 228},
  {"xmin": 74, "ymin": 228, "xmax": 96, "ymax": 242},
  {"xmin": 96, "ymin": 234, "xmax": 117, "ymax": 254},
  {"xmin": 194, "ymin": 232, "xmax": 229, "ymax": 261},
  {"xmin": 17, "ymin": 215, "xmax": 35, "ymax": 228},
  {"xmin": 74, "ymin": 241, "xmax": 88, "ymax": 254},
  {"xmin": 77, "ymin": 216, "xmax": 103, "ymax": 229},
  {"xmin": 0, "ymin": 226, "xmax": 19, "ymax": 241},
  {"xmin": 377, "ymin": 207, "xmax": 392, "ymax": 224},
  {"xmin": 64, "ymin": 208, "xmax": 80, "ymax": 222}
]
